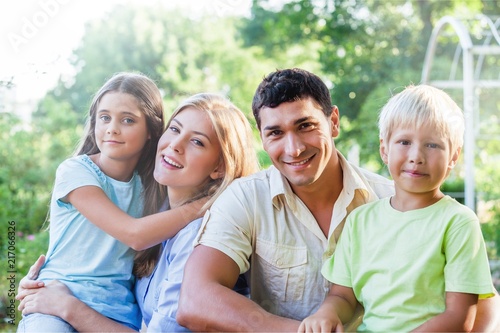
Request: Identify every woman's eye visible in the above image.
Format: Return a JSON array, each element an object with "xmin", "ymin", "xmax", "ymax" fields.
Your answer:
[{"xmin": 193, "ymin": 139, "xmax": 204, "ymax": 147}]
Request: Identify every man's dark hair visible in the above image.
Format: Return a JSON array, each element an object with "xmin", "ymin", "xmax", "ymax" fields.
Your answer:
[{"xmin": 251, "ymin": 68, "xmax": 333, "ymax": 129}]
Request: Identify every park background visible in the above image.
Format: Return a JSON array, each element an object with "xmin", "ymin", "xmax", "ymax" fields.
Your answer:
[{"xmin": 1, "ymin": 0, "xmax": 499, "ymax": 329}]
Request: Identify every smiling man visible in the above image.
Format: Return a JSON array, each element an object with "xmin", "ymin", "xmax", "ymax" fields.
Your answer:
[{"xmin": 177, "ymin": 68, "xmax": 500, "ymax": 332}]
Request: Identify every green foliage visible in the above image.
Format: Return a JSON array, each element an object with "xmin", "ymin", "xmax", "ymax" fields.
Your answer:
[
  {"xmin": 0, "ymin": 230, "xmax": 49, "ymax": 329},
  {"xmin": 0, "ymin": 114, "xmax": 51, "ymax": 238}
]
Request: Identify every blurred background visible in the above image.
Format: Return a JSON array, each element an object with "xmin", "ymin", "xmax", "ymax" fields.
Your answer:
[{"xmin": 1, "ymin": 0, "xmax": 499, "ymax": 329}]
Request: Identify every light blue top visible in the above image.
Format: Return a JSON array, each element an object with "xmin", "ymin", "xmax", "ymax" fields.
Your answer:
[
  {"xmin": 135, "ymin": 213, "xmax": 202, "ymax": 332},
  {"xmin": 38, "ymin": 154, "xmax": 142, "ymax": 330}
]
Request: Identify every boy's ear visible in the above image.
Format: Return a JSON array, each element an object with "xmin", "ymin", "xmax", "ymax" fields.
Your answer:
[
  {"xmin": 379, "ymin": 139, "xmax": 388, "ymax": 164},
  {"xmin": 448, "ymin": 147, "xmax": 461, "ymax": 169}
]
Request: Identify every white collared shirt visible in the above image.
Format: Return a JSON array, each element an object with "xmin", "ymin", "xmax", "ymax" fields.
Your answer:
[{"xmin": 195, "ymin": 151, "xmax": 394, "ymax": 320}]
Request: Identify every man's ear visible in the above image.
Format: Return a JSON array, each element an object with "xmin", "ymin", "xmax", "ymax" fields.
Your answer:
[
  {"xmin": 330, "ymin": 105, "xmax": 340, "ymax": 138},
  {"xmin": 379, "ymin": 139, "xmax": 388, "ymax": 164}
]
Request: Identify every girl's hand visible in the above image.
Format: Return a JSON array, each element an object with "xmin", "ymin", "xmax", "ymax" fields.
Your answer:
[
  {"xmin": 19, "ymin": 280, "xmax": 73, "ymax": 316},
  {"xmin": 16, "ymin": 254, "xmax": 46, "ymax": 304}
]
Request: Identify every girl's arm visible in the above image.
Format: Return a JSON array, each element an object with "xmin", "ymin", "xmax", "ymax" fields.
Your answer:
[
  {"xmin": 298, "ymin": 284, "xmax": 357, "ymax": 333},
  {"xmin": 19, "ymin": 280, "xmax": 137, "ymax": 332},
  {"xmin": 411, "ymin": 292, "xmax": 478, "ymax": 332},
  {"xmin": 67, "ymin": 186, "xmax": 206, "ymax": 250}
]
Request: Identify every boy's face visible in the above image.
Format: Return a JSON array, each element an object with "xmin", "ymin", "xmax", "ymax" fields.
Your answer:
[
  {"xmin": 380, "ymin": 125, "xmax": 460, "ymax": 198},
  {"xmin": 258, "ymin": 97, "xmax": 339, "ymax": 191}
]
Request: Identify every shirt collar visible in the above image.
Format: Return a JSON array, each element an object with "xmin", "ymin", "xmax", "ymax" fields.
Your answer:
[{"xmin": 268, "ymin": 150, "xmax": 375, "ymax": 208}]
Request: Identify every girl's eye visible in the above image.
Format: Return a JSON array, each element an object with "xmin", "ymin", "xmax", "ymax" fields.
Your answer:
[
  {"xmin": 168, "ymin": 126, "xmax": 180, "ymax": 133},
  {"xmin": 123, "ymin": 118, "xmax": 135, "ymax": 124},
  {"xmin": 100, "ymin": 115, "xmax": 111, "ymax": 122}
]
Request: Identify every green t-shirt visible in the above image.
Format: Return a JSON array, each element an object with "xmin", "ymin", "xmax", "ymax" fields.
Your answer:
[{"xmin": 323, "ymin": 196, "xmax": 496, "ymax": 332}]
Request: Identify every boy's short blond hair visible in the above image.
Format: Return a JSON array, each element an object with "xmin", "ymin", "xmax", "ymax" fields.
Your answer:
[{"xmin": 378, "ymin": 84, "xmax": 464, "ymax": 154}]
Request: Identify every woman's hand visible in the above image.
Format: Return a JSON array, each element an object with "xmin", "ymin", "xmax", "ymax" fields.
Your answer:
[
  {"xmin": 18, "ymin": 280, "xmax": 73, "ymax": 316},
  {"xmin": 16, "ymin": 254, "xmax": 46, "ymax": 306}
]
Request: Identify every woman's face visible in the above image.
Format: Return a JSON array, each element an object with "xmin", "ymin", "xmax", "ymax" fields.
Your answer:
[{"xmin": 154, "ymin": 107, "xmax": 223, "ymax": 204}]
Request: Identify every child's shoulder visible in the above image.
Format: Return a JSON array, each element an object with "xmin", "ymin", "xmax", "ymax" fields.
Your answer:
[
  {"xmin": 351, "ymin": 196, "xmax": 390, "ymax": 216},
  {"xmin": 56, "ymin": 155, "xmax": 102, "ymax": 178},
  {"xmin": 439, "ymin": 195, "xmax": 478, "ymax": 219}
]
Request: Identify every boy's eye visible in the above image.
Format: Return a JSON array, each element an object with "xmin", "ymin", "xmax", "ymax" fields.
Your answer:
[
  {"xmin": 398, "ymin": 140, "xmax": 410, "ymax": 145},
  {"xmin": 427, "ymin": 143, "xmax": 439, "ymax": 149}
]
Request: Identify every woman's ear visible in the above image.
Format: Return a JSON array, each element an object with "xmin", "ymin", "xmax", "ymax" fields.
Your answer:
[
  {"xmin": 210, "ymin": 162, "xmax": 225, "ymax": 180},
  {"xmin": 379, "ymin": 139, "xmax": 388, "ymax": 165}
]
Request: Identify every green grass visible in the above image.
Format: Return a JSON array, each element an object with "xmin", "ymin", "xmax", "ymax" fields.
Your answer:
[{"xmin": 0, "ymin": 230, "xmax": 49, "ymax": 330}]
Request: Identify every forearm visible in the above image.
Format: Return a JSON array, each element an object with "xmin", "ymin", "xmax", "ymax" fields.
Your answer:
[
  {"xmin": 70, "ymin": 187, "xmax": 206, "ymax": 251},
  {"xmin": 129, "ymin": 200, "xmax": 204, "ymax": 250},
  {"xmin": 411, "ymin": 295, "xmax": 477, "ymax": 332},
  {"xmin": 178, "ymin": 283, "xmax": 299, "ymax": 332},
  {"xmin": 62, "ymin": 296, "xmax": 136, "ymax": 332}
]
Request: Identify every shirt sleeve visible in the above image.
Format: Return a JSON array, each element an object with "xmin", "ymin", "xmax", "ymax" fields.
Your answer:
[
  {"xmin": 147, "ymin": 219, "xmax": 202, "ymax": 332},
  {"xmin": 194, "ymin": 181, "xmax": 255, "ymax": 273},
  {"xmin": 52, "ymin": 157, "xmax": 102, "ymax": 203},
  {"xmin": 443, "ymin": 210, "xmax": 496, "ymax": 298},
  {"xmin": 322, "ymin": 214, "xmax": 355, "ymax": 288}
]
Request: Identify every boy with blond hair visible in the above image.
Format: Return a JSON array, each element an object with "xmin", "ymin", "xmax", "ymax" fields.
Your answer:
[{"xmin": 300, "ymin": 84, "xmax": 496, "ymax": 332}]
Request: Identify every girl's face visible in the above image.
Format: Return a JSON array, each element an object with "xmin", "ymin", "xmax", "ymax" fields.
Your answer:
[
  {"xmin": 94, "ymin": 92, "xmax": 150, "ymax": 165},
  {"xmin": 154, "ymin": 107, "xmax": 223, "ymax": 205}
]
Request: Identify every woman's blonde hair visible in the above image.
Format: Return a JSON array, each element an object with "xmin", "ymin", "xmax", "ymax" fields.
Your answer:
[
  {"xmin": 378, "ymin": 84, "xmax": 464, "ymax": 154},
  {"xmin": 134, "ymin": 93, "xmax": 260, "ymax": 277}
]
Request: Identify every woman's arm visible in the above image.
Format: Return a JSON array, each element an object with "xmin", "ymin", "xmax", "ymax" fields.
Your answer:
[
  {"xmin": 20, "ymin": 280, "xmax": 136, "ymax": 332},
  {"xmin": 67, "ymin": 186, "xmax": 206, "ymax": 250},
  {"xmin": 411, "ymin": 292, "xmax": 478, "ymax": 332}
]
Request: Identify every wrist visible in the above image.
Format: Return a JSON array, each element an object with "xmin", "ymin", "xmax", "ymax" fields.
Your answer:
[{"xmin": 59, "ymin": 295, "xmax": 80, "ymax": 322}]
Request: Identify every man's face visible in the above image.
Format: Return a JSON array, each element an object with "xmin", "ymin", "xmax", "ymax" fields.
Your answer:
[{"xmin": 259, "ymin": 97, "xmax": 339, "ymax": 191}]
